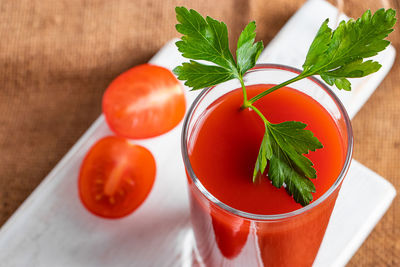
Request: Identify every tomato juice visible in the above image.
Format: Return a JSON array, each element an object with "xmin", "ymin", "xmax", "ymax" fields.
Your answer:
[
  {"xmin": 189, "ymin": 85, "xmax": 345, "ymax": 214},
  {"xmin": 183, "ymin": 69, "xmax": 351, "ymax": 267}
]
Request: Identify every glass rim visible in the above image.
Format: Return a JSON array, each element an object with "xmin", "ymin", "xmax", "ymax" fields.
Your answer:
[{"xmin": 181, "ymin": 63, "xmax": 354, "ymax": 221}]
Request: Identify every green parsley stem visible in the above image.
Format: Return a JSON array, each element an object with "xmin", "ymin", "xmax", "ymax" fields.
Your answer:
[
  {"xmin": 248, "ymin": 104, "xmax": 270, "ymax": 125},
  {"xmin": 248, "ymin": 74, "xmax": 305, "ymax": 105},
  {"xmin": 239, "ymin": 76, "xmax": 250, "ymax": 107}
]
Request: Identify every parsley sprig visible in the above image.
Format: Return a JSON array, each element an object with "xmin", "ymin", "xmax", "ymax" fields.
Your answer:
[{"xmin": 173, "ymin": 7, "xmax": 396, "ymax": 206}]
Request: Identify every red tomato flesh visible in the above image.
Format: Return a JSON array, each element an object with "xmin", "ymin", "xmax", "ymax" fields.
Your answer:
[
  {"xmin": 102, "ymin": 64, "xmax": 186, "ymax": 139},
  {"xmin": 79, "ymin": 136, "xmax": 156, "ymax": 218}
]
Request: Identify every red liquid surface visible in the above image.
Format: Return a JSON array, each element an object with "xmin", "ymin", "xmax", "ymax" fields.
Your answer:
[{"xmin": 189, "ymin": 85, "xmax": 345, "ymax": 214}]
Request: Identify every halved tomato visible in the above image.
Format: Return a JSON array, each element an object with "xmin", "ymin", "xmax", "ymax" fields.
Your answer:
[
  {"xmin": 78, "ymin": 136, "xmax": 156, "ymax": 218},
  {"xmin": 102, "ymin": 64, "xmax": 186, "ymax": 139}
]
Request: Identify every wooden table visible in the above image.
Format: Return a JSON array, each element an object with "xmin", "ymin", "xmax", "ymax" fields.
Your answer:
[{"xmin": 0, "ymin": 0, "xmax": 398, "ymax": 265}]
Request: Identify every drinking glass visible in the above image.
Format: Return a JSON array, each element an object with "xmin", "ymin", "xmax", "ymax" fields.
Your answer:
[{"xmin": 181, "ymin": 64, "xmax": 353, "ymax": 267}]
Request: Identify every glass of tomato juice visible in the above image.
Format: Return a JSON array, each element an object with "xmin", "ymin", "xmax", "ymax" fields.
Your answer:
[{"xmin": 181, "ymin": 64, "xmax": 353, "ymax": 266}]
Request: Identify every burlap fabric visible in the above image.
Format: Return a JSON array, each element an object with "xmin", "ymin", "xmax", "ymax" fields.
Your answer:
[{"xmin": 0, "ymin": 0, "xmax": 398, "ymax": 265}]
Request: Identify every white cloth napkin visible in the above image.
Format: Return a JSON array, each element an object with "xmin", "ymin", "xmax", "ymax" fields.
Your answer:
[{"xmin": 0, "ymin": 0, "xmax": 395, "ymax": 266}]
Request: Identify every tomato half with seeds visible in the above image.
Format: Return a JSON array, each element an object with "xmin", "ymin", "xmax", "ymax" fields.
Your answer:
[
  {"xmin": 78, "ymin": 136, "xmax": 156, "ymax": 218},
  {"xmin": 102, "ymin": 64, "xmax": 186, "ymax": 139}
]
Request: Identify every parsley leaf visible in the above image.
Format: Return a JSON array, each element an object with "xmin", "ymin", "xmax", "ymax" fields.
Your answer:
[
  {"xmin": 253, "ymin": 125, "xmax": 272, "ymax": 182},
  {"xmin": 175, "ymin": 7, "xmax": 236, "ymax": 70},
  {"xmin": 302, "ymin": 8, "xmax": 396, "ymax": 91},
  {"xmin": 236, "ymin": 21, "xmax": 264, "ymax": 76},
  {"xmin": 173, "ymin": 6, "xmax": 263, "ymax": 89},
  {"xmin": 173, "ymin": 7, "xmax": 238, "ymax": 89},
  {"xmin": 173, "ymin": 60, "xmax": 236, "ymax": 90},
  {"xmin": 254, "ymin": 121, "xmax": 322, "ymax": 205}
]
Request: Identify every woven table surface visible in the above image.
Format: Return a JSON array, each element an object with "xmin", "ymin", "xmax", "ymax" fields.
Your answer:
[{"xmin": 0, "ymin": 0, "xmax": 398, "ymax": 266}]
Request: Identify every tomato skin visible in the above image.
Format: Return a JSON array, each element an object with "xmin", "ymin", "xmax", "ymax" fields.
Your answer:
[
  {"xmin": 78, "ymin": 136, "xmax": 156, "ymax": 219},
  {"xmin": 102, "ymin": 64, "xmax": 186, "ymax": 139}
]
